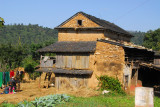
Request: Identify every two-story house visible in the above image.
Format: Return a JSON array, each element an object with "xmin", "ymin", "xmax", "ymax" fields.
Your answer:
[{"xmin": 37, "ymin": 12, "xmax": 154, "ymax": 90}]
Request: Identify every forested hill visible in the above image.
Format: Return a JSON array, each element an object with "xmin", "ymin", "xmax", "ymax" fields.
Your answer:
[
  {"xmin": 129, "ymin": 31, "xmax": 145, "ymax": 45},
  {"xmin": 0, "ymin": 24, "xmax": 146, "ymax": 46},
  {"xmin": 0, "ymin": 24, "xmax": 58, "ymax": 45}
]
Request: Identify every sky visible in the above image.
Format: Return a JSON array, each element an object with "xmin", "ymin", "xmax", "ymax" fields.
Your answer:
[{"xmin": 1, "ymin": 0, "xmax": 160, "ymax": 32}]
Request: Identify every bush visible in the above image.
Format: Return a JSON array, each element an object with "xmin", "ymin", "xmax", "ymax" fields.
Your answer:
[
  {"xmin": 23, "ymin": 55, "xmax": 41, "ymax": 80},
  {"xmin": 97, "ymin": 75, "xmax": 125, "ymax": 94},
  {"xmin": 28, "ymin": 71, "xmax": 41, "ymax": 80}
]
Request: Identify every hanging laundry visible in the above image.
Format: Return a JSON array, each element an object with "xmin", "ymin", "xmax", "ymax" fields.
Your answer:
[
  {"xmin": 5, "ymin": 72, "xmax": 10, "ymax": 85},
  {"xmin": 0, "ymin": 72, "xmax": 3, "ymax": 87},
  {"xmin": 3, "ymin": 72, "xmax": 5, "ymax": 85},
  {"xmin": 10, "ymin": 70, "xmax": 14, "ymax": 78}
]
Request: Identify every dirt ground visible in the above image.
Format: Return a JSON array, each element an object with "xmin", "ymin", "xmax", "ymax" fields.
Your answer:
[{"xmin": 0, "ymin": 80, "xmax": 100, "ymax": 104}]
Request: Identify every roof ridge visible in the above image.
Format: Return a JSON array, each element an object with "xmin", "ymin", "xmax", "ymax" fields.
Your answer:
[
  {"xmin": 56, "ymin": 11, "xmax": 133, "ymax": 37},
  {"xmin": 80, "ymin": 12, "xmax": 131, "ymax": 35}
]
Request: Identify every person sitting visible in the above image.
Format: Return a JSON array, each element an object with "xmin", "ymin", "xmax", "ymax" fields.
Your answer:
[
  {"xmin": 9, "ymin": 77, "xmax": 17, "ymax": 92},
  {"xmin": 3, "ymin": 86, "xmax": 9, "ymax": 94}
]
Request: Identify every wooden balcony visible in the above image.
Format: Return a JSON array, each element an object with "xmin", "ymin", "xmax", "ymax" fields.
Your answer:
[{"xmin": 40, "ymin": 56, "xmax": 56, "ymax": 68}]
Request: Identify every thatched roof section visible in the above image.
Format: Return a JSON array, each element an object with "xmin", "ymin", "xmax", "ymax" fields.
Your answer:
[
  {"xmin": 37, "ymin": 41, "xmax": 97, "ymax": 53},
  {"xmin": 56, "ymin": 11, "xmax": 133, "ymax": 37},
  {"xmin": 36, "ymin": 68, "xmax": 93, "ymax": 75}
]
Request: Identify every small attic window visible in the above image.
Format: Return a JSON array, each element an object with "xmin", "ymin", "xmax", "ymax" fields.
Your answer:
[{"xmin": 77, "ymin": 20, "xmax": 82, "ymax": 26}]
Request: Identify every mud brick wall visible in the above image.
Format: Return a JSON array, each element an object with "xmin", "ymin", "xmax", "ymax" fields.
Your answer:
[
  {"xmin": 58, "ymin": 13, "xmax": 105, "ymax": 41},
  {"xmin": 88, "ymin": 42, "xmax": 125, "ymax": 89},
  {"xmin": 104, "ymin": 31, "xmax": 131, "ymax": 42},
  {"xmin": 58, "ymin": 30, "xmax": 105, "ymax": 41},
  {"xmin": 61, "ymin": 13, "xmax": 100, "ymax": 28}
]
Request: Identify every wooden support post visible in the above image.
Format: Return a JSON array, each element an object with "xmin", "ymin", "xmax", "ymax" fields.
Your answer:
[
  {"xmin": 135, "ymin": 69, "xmax": 138, "ymax": 86},
  {"xmin": 128, "ymin": 60, "xmax": 133, "ymax": 91},
  {"xmin": 46, "ymin": 80, "xmax": 49, "ymax": 89},
  {"xmin": 39, "ymin": 75, "xmax": 41, "ymax": 88},
  {"xmin": 40, "ymin": 55, "xmax": 42, "ymax": 68}
]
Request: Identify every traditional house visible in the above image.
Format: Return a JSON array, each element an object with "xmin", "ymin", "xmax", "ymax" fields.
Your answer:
[{"xmin": 37, "ymin": 12, "xmax": 156, "ymax": 91}]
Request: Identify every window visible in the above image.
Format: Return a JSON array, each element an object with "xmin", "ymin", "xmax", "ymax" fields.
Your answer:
[{"xmin": 77, "ymin": 20, "xmax": 82, "ymax": 26}]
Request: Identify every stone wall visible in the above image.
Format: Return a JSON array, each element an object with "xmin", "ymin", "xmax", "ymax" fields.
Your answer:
[{"xmin": 88, "ymin": 41, "xmax": 125, "ymax": 89}]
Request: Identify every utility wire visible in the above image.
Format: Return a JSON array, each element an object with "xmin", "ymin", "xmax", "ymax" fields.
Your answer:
[{"xmin": 113, "ymin": 0, "xmax": 151, "ymax": 22}]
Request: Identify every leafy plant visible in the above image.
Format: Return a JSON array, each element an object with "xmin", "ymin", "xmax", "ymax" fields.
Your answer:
[
  {"xmin": 97, "ymin": 75, "xmax": 125, "ymax": 94},
  {"xmin": 17, "ymin": 94, "xmax": 70, "ymax": 107},
  {"xmin": 31, "ymin": 94, "xmax": 70, "ymax": 107},
  {"xmin": 17, "ymin": 100, "xmax": 34, "ymax": 107}
]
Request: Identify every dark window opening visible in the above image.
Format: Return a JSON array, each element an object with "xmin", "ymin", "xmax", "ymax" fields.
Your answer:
[{"xmin": 77, "ymin": 20, "xmax": 82, "ymax": 26}]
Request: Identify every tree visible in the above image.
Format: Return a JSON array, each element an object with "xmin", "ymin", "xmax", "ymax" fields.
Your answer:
[
  {"xmin": 0, "ymin": 24, "xmax": 58, "ymax": 45},
  {"xmin": 0, "ymin": 44, "xmax": 26, "ymax": 71},
  {"xmin": 0, "ymin": 17, "xmax": 4, "ymax": 27},
  {"xmin": 143, "ymin": 28, "xmax": 160, "ymax": 51},
  {"xmin": 130, "ymin": 31, "xmax": 145, "ymax": 45}
]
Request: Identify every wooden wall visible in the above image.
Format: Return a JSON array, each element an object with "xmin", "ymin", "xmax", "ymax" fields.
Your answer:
[
  {"xmin": 56, "ymin": 53, "xmax": 89, "ymax": 69},
  {"xmin": 154, "ymin": 59, "xmax": 160, "ymax": 65},
  {"xmin": 55, "ymin": 74, "xmax": 89, "ymax": 89},
  {"xmin": 41, "ymin": 59, "xmax": 54, "ymax": 67}
]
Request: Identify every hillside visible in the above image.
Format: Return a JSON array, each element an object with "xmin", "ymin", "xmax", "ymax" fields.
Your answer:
[
  {"xmin": 129, "ymin": 31, "xmax": 145, "ymax": 45},
  {"xmin": 0, "ymin": 24, "xmax": 146, "ymax": 46},
  {"xmin": 0, "ymin": 24, "xmax": 58, "ymax": 45},
  {"xmin": 143, "ymin": 28, "xmax": 160, "ymax": 51}
]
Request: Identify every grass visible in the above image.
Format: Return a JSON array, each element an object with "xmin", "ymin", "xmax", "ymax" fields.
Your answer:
[
  {"xmin": 154, "ymin": 97, "xmax": 160, "ymax": 106},
  {"xmin": 0, "ymin": 102, "xmax": 16, "ymax": 107},
  {"xmin": 1, "ymin": 93, "xmax": 160, "ymax": 107},
  {"xmin": 57, "ymin": 93, "xmax": 135, "ymax": 107}
]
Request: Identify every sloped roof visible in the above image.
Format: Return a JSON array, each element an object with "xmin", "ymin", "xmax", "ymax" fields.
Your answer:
[
  {"xmin": 98, "ymin": 39, "xmax": 153, "ymax": 52},
  {"xmin": 56, "ymin": 11, "xmax": 133, "ymax": 37},
  {"xmin": 36, "ymin": 68, "xmax": 93, "ymax": 75},
  {"xmin": 37, "ymin": 41, "xmax": 97, "ymax": 53}
]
